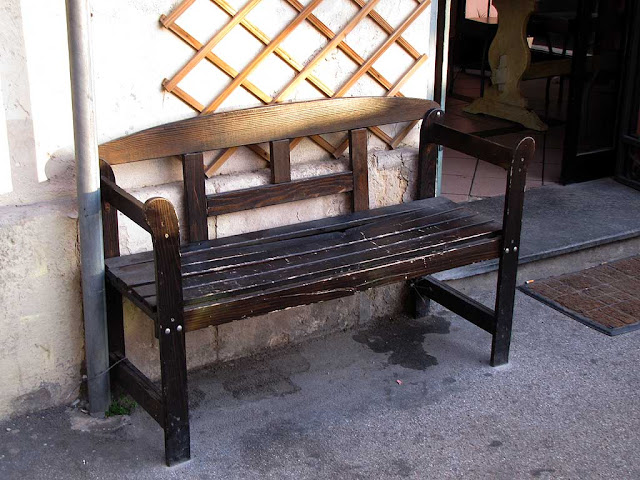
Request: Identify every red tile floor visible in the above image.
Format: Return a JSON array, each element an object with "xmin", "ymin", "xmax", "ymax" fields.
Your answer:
[{"xmin": 441, "ymin": 72, "xmax": 566, "ymax": 203}]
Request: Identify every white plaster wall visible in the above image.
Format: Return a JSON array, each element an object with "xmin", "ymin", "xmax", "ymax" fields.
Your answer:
[
  {"xmin": 0, "ymin": 0, "xmax": 437, "ymax": 419},
  {"xmin": 0, "ymin": 199, "xmax": 84, "ymax": 418}
]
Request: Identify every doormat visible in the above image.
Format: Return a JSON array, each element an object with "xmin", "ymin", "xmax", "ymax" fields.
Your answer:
[{"xmin": 519, "ymin": 256, "xmax": 640, "ymax": 336}]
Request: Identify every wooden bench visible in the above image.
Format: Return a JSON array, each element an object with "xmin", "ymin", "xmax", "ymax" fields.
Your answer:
[{"xmin": 98, "ymin": 97, "xmax": 533, "ymax": 465}]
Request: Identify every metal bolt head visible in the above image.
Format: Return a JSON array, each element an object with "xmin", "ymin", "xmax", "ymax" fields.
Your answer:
[
  {"xmin": 514, "ymin": 246, "xmax": 518, "ymax": 252},
  {"xmin": 177, "ymin": 325, "xmax": 183, "ymax": 332},
  {"xmin": 171, "ymin": 317, "xmax": 175, "ymax": 322},
  {"xmin": 164, "ymin": 328, "xmax": 171, "ymax": 335},
  {"xmin": 505, "ymin": 247, "xmax": 510, "ymax": 254},
  {"xmin": 164, "ymin": 233, "xmax": 169, "ymax": 239}
]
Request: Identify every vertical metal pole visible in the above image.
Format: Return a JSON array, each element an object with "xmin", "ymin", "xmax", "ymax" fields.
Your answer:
[
  {"xmin": 65, "ymin": 0, "xmax": 110, "ymax": 416},
  {"xmin": 430, "ymin": 0, "xmax": 451, "ymax": 196}
]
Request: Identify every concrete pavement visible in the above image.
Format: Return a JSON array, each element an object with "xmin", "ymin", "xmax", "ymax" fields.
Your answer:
[{"xmin": 2, "ymin": 287, "xmax": 640, "ymax": 479}]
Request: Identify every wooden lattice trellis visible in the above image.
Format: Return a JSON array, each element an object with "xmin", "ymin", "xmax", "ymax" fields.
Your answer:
[{"xmin": 160, "ymin": 0, "xmax": 432, "ymax": 177}]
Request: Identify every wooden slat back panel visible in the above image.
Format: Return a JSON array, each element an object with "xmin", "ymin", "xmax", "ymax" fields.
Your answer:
[
  {"xmin": 182, "ymin": 153, "xmax": 208, "ymax": 242},
  {"xmin": 269, "ymin": 139, "xmax": 291, "ymax": 184},
  {"xmin": 98, "ymin": 97, "xmax": 437, "ymax": 165},
  {"xmin": 349, "ymin": 128, "xmax": 369, "ymax": 211},
  {"xmin": 207, "ymin": 172, "xmax": 354, "ymax": 217}
]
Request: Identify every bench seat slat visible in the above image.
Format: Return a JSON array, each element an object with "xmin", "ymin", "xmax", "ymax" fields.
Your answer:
[
  {"xmin": 105, "ymin": 201, "xmax": 462, "ymax": 288},
  {"xmin": 176, "ymin": 221, "xmax": 499, "ymax": 304},
  {"xmin": 105, "ymin": 197, "xmax": 502, "ymax": 330},
  {"xmin": 181, "ymin": 237, "xmax": 501, "ymax": 330},
  {"xmin": 180, "ymin": 207, "xmax": 464, "ymax": 277},
  {"xmin": 104, "ymin": 196, "xmax": 455, "ymax": 272},
  {"xmin": 132, "ymin": 210, "xmax": 486, "ymax": 299},
  {"xmin": 120, "ymin": 207, "xmax": 464, "ymax": 291}
]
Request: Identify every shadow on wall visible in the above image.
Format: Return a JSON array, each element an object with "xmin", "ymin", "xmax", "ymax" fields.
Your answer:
[{"xmin": 1, "ymin": 0, "xmax": 76, "ymax": 207}]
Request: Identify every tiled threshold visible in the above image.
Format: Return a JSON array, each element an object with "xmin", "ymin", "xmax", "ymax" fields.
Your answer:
[{"xmin": 441, "ymin": 72, "xmax": 566, "ymax": 202}]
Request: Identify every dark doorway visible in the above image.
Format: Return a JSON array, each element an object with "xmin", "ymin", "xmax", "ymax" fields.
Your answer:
[
  {"xmin": 615, "ymin": 1, "xmax": 640, "ymax": 190},
  {"xmin": 441, "ymin": 0, "xmax": 633, "ymax": 192}
]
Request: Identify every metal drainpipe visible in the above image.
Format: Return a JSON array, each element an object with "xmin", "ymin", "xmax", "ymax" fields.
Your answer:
[
  {"xmin": 429, "ymin": 0, "xmax": 451, "ymax": 196},
  {"xmin": 65, "ymin": 0, "xmax": 110, "ymax": 416}
]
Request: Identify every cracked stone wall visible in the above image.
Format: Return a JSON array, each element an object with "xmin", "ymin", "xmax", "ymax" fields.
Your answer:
[{"xmin": 0, "ymin": 0, "xmax": 436, "ymax": 420}]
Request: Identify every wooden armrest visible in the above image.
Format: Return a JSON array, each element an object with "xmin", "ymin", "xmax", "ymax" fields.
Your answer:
[
  {"xmin": 430, "ymin": 122, "xmax": 513, "ymax": 169},
  {"xmin": 100, "ymin": 176, "xmax": 151, "ymax": 233}
]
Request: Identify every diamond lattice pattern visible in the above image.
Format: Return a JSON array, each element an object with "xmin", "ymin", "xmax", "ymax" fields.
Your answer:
[{"xmin": 160, "ymin": 0, "xmax": 432, "ymax": 176}]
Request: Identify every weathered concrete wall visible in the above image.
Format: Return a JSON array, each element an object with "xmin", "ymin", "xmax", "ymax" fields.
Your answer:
[
  {"xmin": 0, "ymin": 200, "xmax": 84, "ymax": 418},
  {"xmin": 0, "ymin": 0, "xmax": 436, "ymax": 420}
]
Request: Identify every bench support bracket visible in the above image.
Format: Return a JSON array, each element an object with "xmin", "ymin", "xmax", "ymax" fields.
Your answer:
[{"xmin": 412, "ymin": 118, "xmax": 534, "ymax": 367}]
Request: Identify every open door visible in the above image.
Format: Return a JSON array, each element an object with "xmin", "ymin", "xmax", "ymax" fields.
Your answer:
[
  {"xmin": 615, "ymin": 0, "xmax": 640, "ymax": 190},
  {"xmin": 562, "ymin": 0, "xmax": 628, "ymax": 183}
]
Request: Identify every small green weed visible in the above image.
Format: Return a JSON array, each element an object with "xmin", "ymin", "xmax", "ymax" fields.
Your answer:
[{"xmin": 105, "ymin": 395, "xmax": 137, "ymax": 417}]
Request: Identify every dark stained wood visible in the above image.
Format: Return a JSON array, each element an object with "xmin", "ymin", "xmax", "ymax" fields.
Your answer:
[
  {"xmin": 105, "ymin": 269, "xmax": 157, "ymax": 320},
  {"xmin": 106, "ymin": 282, "xmax": 126, "ymax": 359},
  {"xmin": 178, "ymin": 221, "xmax": 499, "ymax": 304},
  {"xmin": 104, "ymin": 199, "xmax": 462, "ymax": 294},
  {"xmin": 206, "ymin": 172, "xmax": 353, "ymax": 217},
  {"xmin": 99, "ymin": 96, "xmax": 534, "ymax": 467},
  {"xmin": 418, "ymin": 109, "xmax": 444, "ymax": 199},
  {"xmin": 103, "ymin": 197, "xmax": 456, "ymax": 278},
  {"xmin": 413, "ymin": 276, "xmax": 496, "ymax": 334},
  {"xmin": 269, "ymin": 139, "xmax": 291, "ymax": 184},
  {"xmin": 182, "ymin": 152, "xmax": 208, "ymax": 242},
  {"xmin": 432, "ymin": 0, "xmax": 448, "ymax": 104},
  {"xmin": 144, "ymin": 197, "xmax": 190, "ymax": 466},
  {"xmin": 140, "ymin": 222, "xmax": 500, "ymax": 309},
  {"xmin": 107, "ymin": 202, "xmax": 466, "ymax": 292},
  {"xmin": 182, "ymin": 237, "xmax": 501, "ymax": 330},
  {"xmin": 100, "ymin": 160, "xmax": 126, "ymax": 364},
  {"xmin": 104, "ymin": 250, "xmax": 154, "ymax": 269},
  {"xmin": 99, "ymin": 160, "xmax": 120, "ymax": 259},
  {"xmin": 130, "ymin": 214, "xmax": 496, "ymax": 301},
  {"xmin": 100, "ymin": 176, "xmax": 151, "ymax": 233},
  {"xmin": 349, "ymin": 128, "xmax": 369, "ymax": 211},
  {"xmin": 98, "ymin": 97, "xmax": 437, "ymax": 164},
  {"xmin": 190, "ymin": 196, "xmax": 452, "ymax": 254},
  {"xmin": 431, "ymin": 122, "xmax": 513, "ymax": 168},
  {"xmin": 110, "ymin": 352, "xmax": 164, "ymax": 428},
  {"xmin": 180, "ymin": 208, "xmax": 465, "ymax": 275},
  {"xmin": 491, "ymin": 136, "xmax": 534, "ymax": 366}
]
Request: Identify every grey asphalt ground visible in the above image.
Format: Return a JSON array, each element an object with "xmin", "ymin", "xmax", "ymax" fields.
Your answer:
[{"xmin": 2, "ymin": 287, "xmax": 640, "ymax": 479}]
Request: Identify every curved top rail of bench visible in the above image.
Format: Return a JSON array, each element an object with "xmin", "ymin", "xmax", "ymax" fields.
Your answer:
[{"xmin": 98, "ymin": 97, "xmax": 438, "ymax": 164}]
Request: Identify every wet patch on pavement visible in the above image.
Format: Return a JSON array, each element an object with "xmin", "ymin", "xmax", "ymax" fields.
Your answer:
[
  {"xmin": 218, "ymin": 350, "xmax": 310, "ymax": 402},
  {"xmin": 352, "ymin": 316, "xmax": 450, "ymax": 370}
]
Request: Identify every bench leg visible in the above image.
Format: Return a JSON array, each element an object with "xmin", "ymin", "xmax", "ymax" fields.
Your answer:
[
  {"xmin": 491, "ymin": 224, "xmax": 523, "ymax": 366},
  {"xmin": 491, "ymin": 259, "xmax": 518, "ymax": 367},
  {"xmin": 490, "ymin": 137, "xmax": 533, "ymax": 366},
  {"xmin": 411, "ymin": 281, "xmax": 431, "ymax": 318},
  {"xmin": 106, "ymin": 283, "xmax": 125, "ymax": 373},
  {"xmin": 159, "ymin": 319, "xmax": 190, "ymax": 466}
]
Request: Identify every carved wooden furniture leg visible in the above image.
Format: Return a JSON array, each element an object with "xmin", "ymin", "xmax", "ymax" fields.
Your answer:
[{"xmin": 464, "ymin": 0, "xmax": 548, "ymax": 131}]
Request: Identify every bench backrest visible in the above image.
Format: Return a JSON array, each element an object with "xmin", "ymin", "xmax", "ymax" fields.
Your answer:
[{"xmin": 99, "ymin": 97, "xmax": 438, "ymax": 242}]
